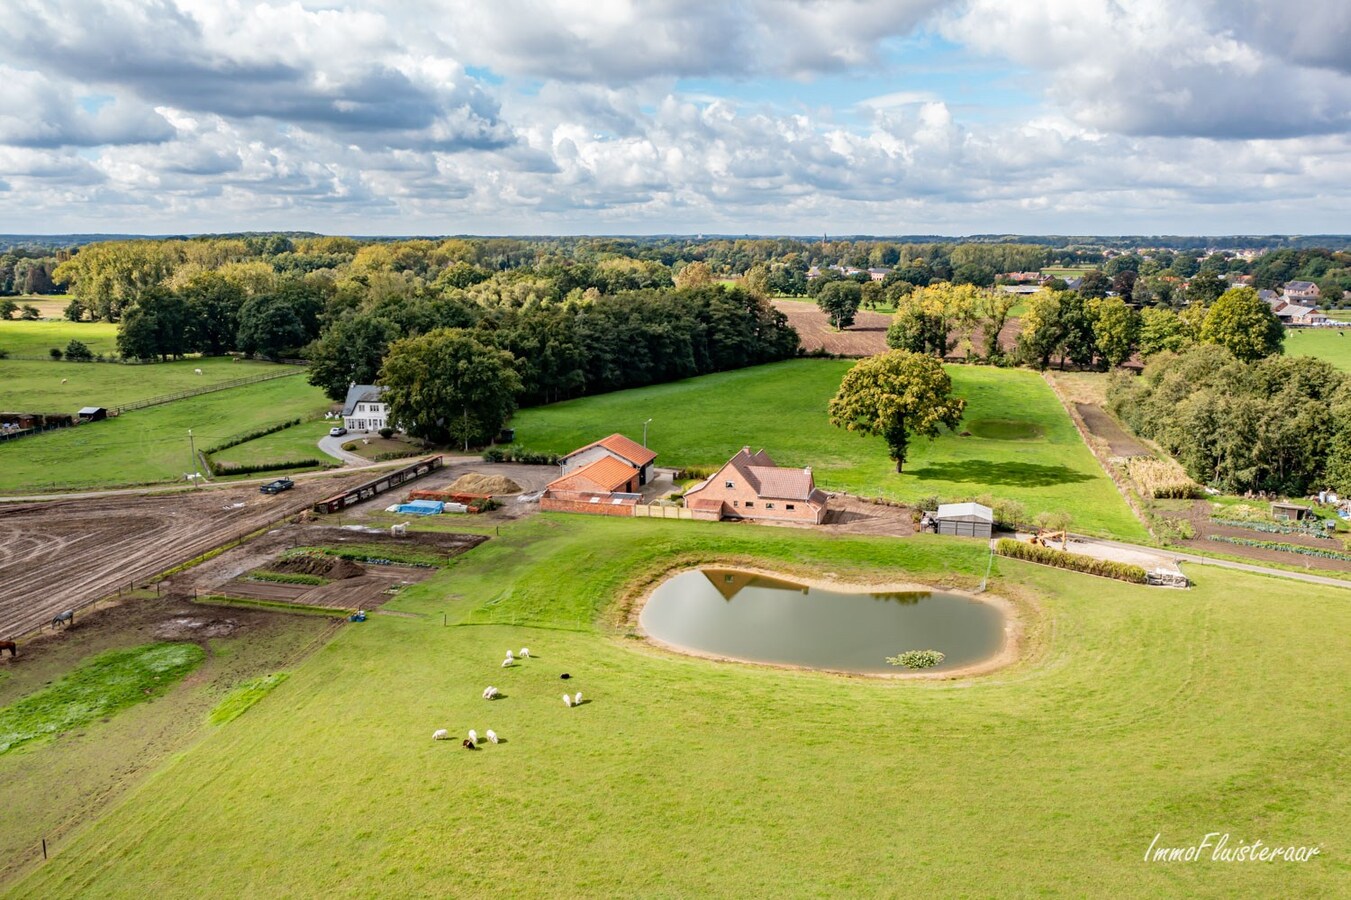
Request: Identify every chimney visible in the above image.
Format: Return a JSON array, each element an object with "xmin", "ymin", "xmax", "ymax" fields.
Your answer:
[
  {"xmin": 804, "ymin": 466, "xmax": 812, "ymax": 476},
  {"xmin": 741, "ymin": 446, "xmax": 751, "ymax": 454}
]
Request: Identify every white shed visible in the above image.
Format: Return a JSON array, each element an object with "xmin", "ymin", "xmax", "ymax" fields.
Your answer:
[{"xmin": 935, "ymin": 502, "xmax": 994, "ymax": 538}]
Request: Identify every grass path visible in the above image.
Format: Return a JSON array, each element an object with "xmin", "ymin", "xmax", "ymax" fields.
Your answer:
[
  {"xmin": 9, "ymin": 515, "xmax": 1346, "ymax": 897},
  {"xmin": 509, "ymin": 359, "xmax": 1148, "ymax": 540}
]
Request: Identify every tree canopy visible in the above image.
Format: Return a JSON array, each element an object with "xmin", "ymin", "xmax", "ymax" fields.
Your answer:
[{"xmin": 828, "ymin": 350, "xmax": 966, "ymax": 473}]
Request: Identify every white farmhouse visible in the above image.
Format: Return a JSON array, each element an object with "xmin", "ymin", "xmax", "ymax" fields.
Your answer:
[{"xmin": 342, "ymin": 384, "xmax": 390, "ymax": 433}]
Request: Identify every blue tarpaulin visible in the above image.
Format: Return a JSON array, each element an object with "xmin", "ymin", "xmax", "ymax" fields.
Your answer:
[{"xmin": 395, "ymin": 499, "xmax": 444, "ymax": 515}]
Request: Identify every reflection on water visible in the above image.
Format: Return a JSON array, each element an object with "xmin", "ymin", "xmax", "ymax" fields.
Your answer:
[{"xmin": 639, "ymin": 569, "xmax": 1004, "ymax": 674}]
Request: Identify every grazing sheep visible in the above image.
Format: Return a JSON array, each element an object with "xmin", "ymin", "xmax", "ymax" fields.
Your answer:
[
  {"xmin": 467, "ymin": 729, "xmax": 478, "ymax": 747},
  {"xmin": 462, "ymin": 739, "xmax": 475, "ymax": 750},
  {"xmin": 501, "ymin": 657, "xmax": 513, "ymax": 668},
  {"xmin": 505, "ymin": 650, "xmax": 514, "ymax": 662},
  {"xmin": 482, "ymin": 686, "xmax": 499, "ymax": 700},
  {"xmin": 563, "ymin": 693, "xmax": 573, "ymax": 707},
  {"xmin": 574, "ymin": 692, "xmax": 583, "ymax": 706},
  {"xmin": 60, "ymin": 378, "xmax": 67, "ymax": 384},
  {"xmin": 432, "ymin": 729, "xmax": 449, "ymax": 741},
  {"xmin": 560, "ymin": 673, "xmax": 571, "ymax": 680},
  {"xmin": 194, "ymin": 368, "xmax": 203, "ymax": 375},
  {"xmin": 486, "ymin": 729, "xmax": 498, "ymax": 744},
  {"xmin": 520, "ymin": 648, "xmax": 530, "ymax": 658}
]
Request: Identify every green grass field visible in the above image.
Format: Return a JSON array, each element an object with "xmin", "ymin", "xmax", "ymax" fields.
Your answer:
[
  {"xmin": 0, "ymin": 357, "xmax": 303, "ymax": 412},
  {"xmin": 211, "ymin": 418, "xmax": 337, "ymax": 469},
  {"xmin": 0, "ymin": 319, "xmax": 120, "ymax": 357},
  {"xmin": 1284, "ymin": 327, "xmax": 1351, "ymax": 372},
  {"xmin": 8, "ymin": 515, "xmax": 1345, "ymax": 897},
  {"xmin": 1041, "ymin": 266, "xmax": 1095, "ymax": 278},
  {"xmin": 0, "ymin": 375, "xmax": 331, "ymax": 492},
  {"xmin": 509, "ymin": 360, "xmax": 1147, "ymax": 540}
]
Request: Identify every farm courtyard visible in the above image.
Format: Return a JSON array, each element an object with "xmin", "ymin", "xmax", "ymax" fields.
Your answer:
[{"xmin": 2, "ymin": 515, "xmax": 1345, "ymax": 897}]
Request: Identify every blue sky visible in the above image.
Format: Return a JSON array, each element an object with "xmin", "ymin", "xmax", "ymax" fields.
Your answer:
[{"xmin": 0, "ymin": 0, "xmax": 1347, "ymax": 235}]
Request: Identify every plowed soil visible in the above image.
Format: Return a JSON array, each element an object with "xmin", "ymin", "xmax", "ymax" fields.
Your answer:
[
  {"xmin": 773, "ymin": 299, "xmax": 1023, "ymax": 359},
  {"xmin": 0, "ymin": 472, "xmax": 380, "ymax": 638}
]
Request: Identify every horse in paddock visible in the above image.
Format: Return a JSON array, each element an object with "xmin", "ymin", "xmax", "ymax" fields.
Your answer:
[
  {"xmin": 0, "ymin": 640, "xmax": 15, "ymax": 657},
  {"xmin": 51, "ymin": 610, "xmax": 74, "ymax": 629}
]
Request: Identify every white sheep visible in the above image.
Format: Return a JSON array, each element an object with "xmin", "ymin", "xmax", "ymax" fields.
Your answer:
[
  {"xmin": 194, "ymin": 368, "xmax": 203, "ymax": 375},
  {"xmin": 574, "ymin": 692, "xmax": 583, "ymax": 706},
  {"xmin": 467, "ymin": 729, "xmax": 478, "ymax": 746},
  {"xmin": 505, "ymin": 650, "xmax": 514, "ymax": 662},
  {"xmin": 562, "ymin": 693, "xmax": 573, "ymax": 707},
  {"xmin": 432, "ymin": 728, "xmax": 449, "ymax": 741},
  {"xmin": 520, "ymin": 648, "xmax": 530, "ymax": 658},
  {"xmin": 501, "ymin": 657, "xmax": 513, "ymax": 668},
  {"xmin": 60, "ymin": 378, "xmax": 67, "ymax": 384},
  {"xmin": 482, "ymin": 686, "xmax": 499, "ymax": 700},
  {"xmin": 486, "ymin": 729, "xmax": 498, "ymax": 744}
]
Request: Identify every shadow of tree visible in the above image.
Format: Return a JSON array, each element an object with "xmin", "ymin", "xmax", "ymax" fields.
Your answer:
[{"xmin": 907, "ymin": 460, "xmax": 1092, "ymax": 487}]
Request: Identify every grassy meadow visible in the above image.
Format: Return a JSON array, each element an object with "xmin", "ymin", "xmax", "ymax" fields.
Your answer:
[
  {"xmin": 7, "ymin": 515, "xmax": 1346, "ymax": 897},
  {"xmin": 1283, "ymin": 327, "xmax": 1351, "ymax": 372},
  {"xmin": 509, "ymin": 359, "xmax": 1147, "ymax": 540},
  {"xmin": 211, "ymin": 418, "xmax": 338, "ymax": 470},
  {"xmin": 0, "ymin": 357, "xmax": 303, "ymax": 412},
  {"xmin": 0, "ymin": 374, "xmax": 330, "ymax": 492},
  {"xmin": 0, "ymin": 319, "xmax": 120, "ymax": 358}
]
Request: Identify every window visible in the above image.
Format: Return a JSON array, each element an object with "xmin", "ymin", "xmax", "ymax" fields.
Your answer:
[
  {"xmin": 732, "ymin": 500, "xmax": 739, "ymax": 507},
  {"xmin": 745, "ymin": 501, "xmax": 754, "ymax": 508},
  {"xmin": 724, "ymin": 481, "xmax": 735, "ymax": 489},
  {"xmin": 765, "ymin": 503, "xmax": 774, "ymax": 509},
  {"xmin": 786, "ymin": 504, "xmax": 795, "ymax": 511}
]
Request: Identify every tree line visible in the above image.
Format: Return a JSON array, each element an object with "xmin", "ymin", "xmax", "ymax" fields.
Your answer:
[{"xmin": 1108, "ymin": 348, "xmax": 1351, "ymax": 495}]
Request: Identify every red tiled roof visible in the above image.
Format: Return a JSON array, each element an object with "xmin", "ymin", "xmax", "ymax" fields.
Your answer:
[
  {"xmin": 688, "ymin": 498, "xmax": 724, "ymax": 512},
  {"xmin": 547, "ymin": 455, "xmax": 639, "ymax": 493},
  {"xmin": 563, "ymin": 432, "xmax": 657, "ymax": 467},
  {"xmin": 748, "ymin": 466, "xmax": 815, "ymax": 500}
]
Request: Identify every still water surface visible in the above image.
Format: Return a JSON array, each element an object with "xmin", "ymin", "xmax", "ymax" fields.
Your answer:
[{"xmin": 639, "ymin": 568, "xmax": 1005, "ymax": 674}]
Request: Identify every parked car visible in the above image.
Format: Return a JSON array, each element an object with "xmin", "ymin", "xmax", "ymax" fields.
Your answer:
[
  {"xmin": 329, "ymin": 426, "xmax": 347, "ymax": 436},
  {"xmin": 260, "ymin": 477, "xmax": 295, "ymax": 494}
]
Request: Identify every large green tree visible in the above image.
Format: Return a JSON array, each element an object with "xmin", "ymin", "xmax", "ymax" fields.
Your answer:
[
  {"xmin": 308, "ymin": 314, "xmax": 401, "ymax": 401},
  {"xmin": 816, "ymin": 280, "xmax": 862, "ymax": 329},
  {"xmin": 828, "ymin": 350, "xmax": 966, "ymax": 473},
  {"xmin": 379, "ymin": 328, "xmax": 522, "ymax": 450},
  {"xmin": 1091, "ymin": 297, "xmax": 1139, "ymax": 368},
  {"xmin": 1200, "ymin": 287, "xmax": 1284, "ymax": 362}
]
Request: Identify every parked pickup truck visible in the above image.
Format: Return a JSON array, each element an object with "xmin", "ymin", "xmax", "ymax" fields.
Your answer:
[{"xmin": 259, "ymin": 477, "xmax": 295, "ymax": 494}]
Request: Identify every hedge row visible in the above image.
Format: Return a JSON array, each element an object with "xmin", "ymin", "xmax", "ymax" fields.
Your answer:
[
  {"xmin": 995, "ymin": 539, "xmax": 1148, "ymax": 584},
  {"xmin": 210, "ymin": 458, "xmax": 325, "ymax": 476},
  {"xmin": 1206, "ymin": 535, "xmax": 1351, "ymax": 562},
  {"xmin": 205, "ymin": 418, "xmax": 302, "ymax": 454},
  {"xmin": 482, "ymin": 448, "xmax": 560, "ymax": 466}
]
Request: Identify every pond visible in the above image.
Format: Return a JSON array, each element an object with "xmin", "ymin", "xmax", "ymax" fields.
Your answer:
[{"xmin": 638, "ymin": 568, "xmax": 1008, "ymax": 675}]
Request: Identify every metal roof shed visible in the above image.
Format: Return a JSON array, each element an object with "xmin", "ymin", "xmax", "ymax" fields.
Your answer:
[{"xmin": 935, "ymin": 502, "xmax": 994, "ymax": 538}]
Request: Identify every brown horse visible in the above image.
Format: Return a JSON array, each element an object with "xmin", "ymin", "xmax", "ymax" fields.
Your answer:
[{"xmin": 0, "ymin": 640, "xmax": 16, "ymax": 657}]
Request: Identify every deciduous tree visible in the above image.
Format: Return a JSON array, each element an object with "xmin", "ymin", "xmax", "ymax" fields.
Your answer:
[
  {"xmin": 829, "ymin": 350, "xmax": 966, "ymax": 473},
  {"xmin": 1200, "ymin": 287, "xmax": 1284, "ymax": 362}
]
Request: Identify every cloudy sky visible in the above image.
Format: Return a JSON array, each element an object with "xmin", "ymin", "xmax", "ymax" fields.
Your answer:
[{"xmin": 0, "ymin": 0, "xmax": 1347, "ymax": 236}]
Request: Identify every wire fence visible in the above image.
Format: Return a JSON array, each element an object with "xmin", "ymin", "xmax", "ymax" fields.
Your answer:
[{"xmin": 111, "ymin": 369, "xmax": 304, "ymax": 415}]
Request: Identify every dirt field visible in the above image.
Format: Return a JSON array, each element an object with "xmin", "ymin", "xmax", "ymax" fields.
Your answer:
[
  {"xmin": 773, "ymin": 299, "xmax": 1022, "ymax": 358},
  {"xmin": 773, "ymin": 300, "xmax": 890, "ymax": 356},
  {"xmin": 0, "ymin": 473, "xmax": 380, "ymax": 638},
  {"xmin": 1074, "ymin": 403, "xmax": 1150, "ymax": 457}
]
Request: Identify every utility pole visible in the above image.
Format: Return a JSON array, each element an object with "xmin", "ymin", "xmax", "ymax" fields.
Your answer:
[
  {"xmin": 643, "ymin": 418, "xmax": 652, "ymax": 448},
  {"xmin": 188, "ymin": 428, "xmax": 199, "ymax": 485}
]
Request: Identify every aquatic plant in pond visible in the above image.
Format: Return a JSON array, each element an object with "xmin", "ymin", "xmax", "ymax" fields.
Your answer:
[{"xmin": 887, "ymin": 649, "xmax": 946, "ymax": 669}]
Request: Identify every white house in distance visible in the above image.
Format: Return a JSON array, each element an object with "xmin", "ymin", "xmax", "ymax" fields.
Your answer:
[{"xmin": 342, "ymin": 384, "xmax": 389, "ymax": 433}]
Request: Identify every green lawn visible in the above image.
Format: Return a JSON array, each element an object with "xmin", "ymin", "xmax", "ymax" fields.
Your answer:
[
  {"xmin": 508, "ymin": 359, "xmax": 1147, "ymax": 540},
  {"xmin": 1041, "ymin": 266, "xmax": 1095, "ymax": 278},
  {"xmin": 0, "ymin": 375, "xmax": 331, "ymax": 492},
  {"xmin": 0, "ymin": 319, "xmax": 120, "ymax": 358},
  {"xmin": 1283, "ymin": 327, "xmax": 1351, "ymax": 372},
  {"xmin": 211, "ymin": 418, "xmax": 338, "ymax": 470},
  {"xmin": 9, "ymin": 515, "xmax": 1345, "ymax": 897},
  {"xmin": 0, "ymin": 357, "xmax": 302, "ymax": 413}
]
